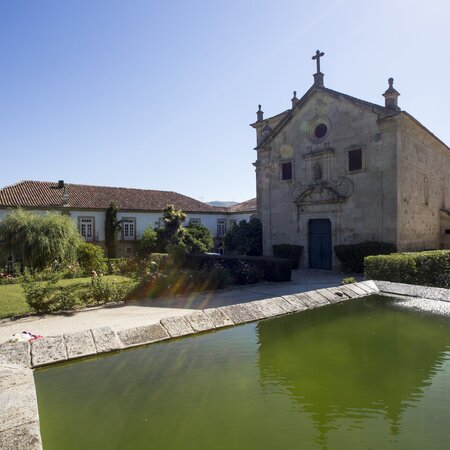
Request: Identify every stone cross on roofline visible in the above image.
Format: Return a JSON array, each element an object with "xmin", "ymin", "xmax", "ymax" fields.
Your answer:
[
  {"xmin": 312, "ymin": 50, "xmax": 325, "ymax": 87},
  {"xmin": 312, "ymin": 50, "xmax": 325, "ymax": 74}
]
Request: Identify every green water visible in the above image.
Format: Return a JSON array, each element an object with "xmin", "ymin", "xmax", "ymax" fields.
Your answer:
[{"xmin": 35, "ymin": 295, "xmax": 450, "ymax": 450}]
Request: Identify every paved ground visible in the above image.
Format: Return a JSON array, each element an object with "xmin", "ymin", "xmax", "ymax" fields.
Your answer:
[{"xmin": 0, "ymin": 269, "xmax": 357, "ymax": 343}]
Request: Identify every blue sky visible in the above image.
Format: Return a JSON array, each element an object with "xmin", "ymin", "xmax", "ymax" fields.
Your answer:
[{"xmin": 1, "ymin": 0, "xmax": 449, "ymax": 202}]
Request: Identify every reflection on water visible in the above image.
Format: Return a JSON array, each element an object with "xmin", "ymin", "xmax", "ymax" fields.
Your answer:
[
  {"xmin": 257, "ymin": 296, "xmax": 450, "ymax": 448},
  {"xmin": 35, "ymin": 295, "xmax": 450, "ymax": 450}
]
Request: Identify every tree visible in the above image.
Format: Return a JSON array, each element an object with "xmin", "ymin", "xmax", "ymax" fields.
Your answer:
[
  {"xmin": 183, "ymin": 223, "xmax": 213, "ymax": 254},
  {"xmin": 0, "ymin": 209, "xmax": 82, "ymax": 269},
  {"xmin": 224, "ymin": 217, "xmax": 262, "ymax": 256},
  {"xmin": 105, "ymin": 202, "xmax": 122, "ymax": 258},
  {"xmin": 156, "ymin": 204, "xmax": 186, "ymax": 251}
]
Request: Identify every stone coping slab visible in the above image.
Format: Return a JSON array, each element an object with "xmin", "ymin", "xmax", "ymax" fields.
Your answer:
[
  {"xmin": 1, "ymin": 279, "xmax": 448, "ymax": 449},
  {"xmin": 0, "ymin": 364, "xmax": 42, "ymax": 450},
  {"xmin": 160, "ymin": 316, "xmax": 195, "ymax": 338},
  {"xmin": 185, "ymin": 311, "xmax": 217, "ymax": 333},
  {"xmin": 116, "ymin": 323, "xmax": 169, "ymax": 348},
  {"xmin": 64, "ymin": 330, "xmax": 97, "ymax": 360},
  {"xmin": 374, "ymin": 281, "xmax": 449, "ymax": 302}
]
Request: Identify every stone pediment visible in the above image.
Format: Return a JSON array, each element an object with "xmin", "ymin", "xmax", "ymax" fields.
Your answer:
[{"xmin": 290, "ymin": 177, "xmax": 354, "ymax": 205}]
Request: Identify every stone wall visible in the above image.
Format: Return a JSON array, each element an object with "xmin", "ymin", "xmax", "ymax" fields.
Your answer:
[{"xmin": 396, "ymin": 115, "xmax": 450, "ymax": 250}]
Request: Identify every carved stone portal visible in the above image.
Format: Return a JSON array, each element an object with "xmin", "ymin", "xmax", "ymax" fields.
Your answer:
[{"xmin": 289, "ymin": 177, "xmax": 354, "ymax": 205}]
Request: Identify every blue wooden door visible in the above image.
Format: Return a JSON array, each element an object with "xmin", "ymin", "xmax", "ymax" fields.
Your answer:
[{"xmin": 309, "ymin": 219, "xmax": 332, "ymax": 270}]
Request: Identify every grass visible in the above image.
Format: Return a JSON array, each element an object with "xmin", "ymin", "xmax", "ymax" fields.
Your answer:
[{"xmin": 0, "ymin": 275, "xmax": 132, "ymax": 319}]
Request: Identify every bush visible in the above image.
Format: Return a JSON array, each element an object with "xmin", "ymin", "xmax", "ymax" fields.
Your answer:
[
  {"xmin": 224, "ymin": 217, "xmax": 262, "ymax": 256},
  {"xmin": 272, "ymin": 244, "xmax": 303, "ymax": 269},
  {"xmin": 183, "ymin": 223, "xmax": 213, "ymax": 254},
  {"xmin": 106, "ymin": 258, "xmax": 131, "ymax": 275},
  {"xmin": 149, "ymin": 253, "xmax": 173, "ymax": 270},
  {"xmin": 166, "ymin": 242, "xmax": 188, "ymax": 268},
  {"xmin": 334, "ymin": 241, "xmax": 397, "ymax": 273},
  {"xmin": 77, "ymin": 242, "xmax": 108, "ymax": 274},
  {"xmin": 228, "ymin": 261, "xmax": 263, "ymax": 285},
  {"xmin": 86, "ymin": 276, "xmax": 134, "ymax": 305},
  {"xmin": 341, "ymin": 277, "xmax": 357, "ymax": 285},
  {"xmin": 21, "ymin": 274, "xmax": 77, "ymax": 313},
  {"xmin": 137, "ymin": 227, "xmax": 158, "ymax": 257},
  {"xmin": 129, "ymin": 266, "xmax": 232, "ymax": 299},
  {"xmin": 364, "ymin": 250, "xmax": 450, "ymax": 288},
  {"xmin": 186, "ymin": 254, "xmax": 291, "ymax": 282}
]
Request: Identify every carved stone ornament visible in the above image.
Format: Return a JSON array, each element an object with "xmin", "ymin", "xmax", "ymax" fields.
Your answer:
[{"xmin": 289, "ymin": 177, "xmax": 354, "ymax": 205}]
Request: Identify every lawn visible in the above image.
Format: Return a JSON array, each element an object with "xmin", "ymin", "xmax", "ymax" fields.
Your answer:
[{"xmin": 0, "ymin": 275, "xmax": 132, "ymax": 319}]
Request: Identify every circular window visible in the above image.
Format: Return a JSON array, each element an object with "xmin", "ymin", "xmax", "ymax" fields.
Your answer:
[{"xmin": 314, "ymin": 123, "xmax": 328, "ymax": 138}]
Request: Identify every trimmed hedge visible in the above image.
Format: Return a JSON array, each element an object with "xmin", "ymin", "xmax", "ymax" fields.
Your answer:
[
  {"xmin": 272, "ymin": 244, "xmax": 303, "ymax": 269},
  {"xmin": 334, "ymin": 241, "xmax": 397, "ymax": 273},
  {"xmin": 364, "ymin": 250, "xmax": 450, "ymax": 288},
  {"xmin": 186, "ymin": 254, "xmax": 292, "ymax": 282}
]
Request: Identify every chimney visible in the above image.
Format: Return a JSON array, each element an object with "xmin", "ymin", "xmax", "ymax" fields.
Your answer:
[
  {"xmin": 382, "ymin": 78, "xmax": 400, "ymax": 110},
  {"xmin": 58, "ymin": 180, "xmax": 65, "ymax": 189}
]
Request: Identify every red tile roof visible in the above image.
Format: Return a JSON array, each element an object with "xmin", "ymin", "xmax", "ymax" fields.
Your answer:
[
  {"xmin": 0, "ymin": 181, "xmax": 225, "ymax": 213},
  {"xmin": 227, "ymin": 198, "xmax": 257, "ymax": 213}
]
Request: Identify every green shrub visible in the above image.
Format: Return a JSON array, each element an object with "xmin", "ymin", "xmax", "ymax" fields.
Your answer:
[
  {"xmin": 186, "ymin": 254, "xmax": 291, "ymax": 282},
  {"xmin": 106, "ymin": 258, "xmax": 130, "ymax": 275},
  {"xmin": 183, "ymin": 223, "xmax": 213, "ymax": 254},
  {"xmin": 341, "ymin": 277, "xmax": 357, "ymax": 285},
  {"xmin": 228, "ymin": 261, "xmax": 263, "ymax": 285},
  {"xmin": 137, "ymin": 226, "xmax": 158, "ymax": 257},
  {"xmin": 224, "ymin": 217, "xmax": 262, "ymax": 256},
  {"xmin": 21, "ymin": 274, "xmax": 77, "ymax": 313},
  {"xmin": 166, "ymin": 242, "xmax": 188, "ymax": 268},
  {"xmin": 130, "ymin": 266, "xmax": 232, "ymax": 299},
  {"xmin": 365, "ymin": 250, "xmax": 450, "ymax": 288},
  {"xmin": 334, "ymin": 241, "xmax": 397, "ymax": 273},
  {"xmin": 149, "ymin": 253, "xmax": 173, "ymax": 270},
  {"xmin": 272, "ymin": 244, "xmax": 303, "ymax": 269},
  {"xmin": 86, "ymin": 276, "xmax": 133, "ymax": 304},
  {"xmin": 77, "ymin": 242, "xmax": 108, "ymax": 274}
]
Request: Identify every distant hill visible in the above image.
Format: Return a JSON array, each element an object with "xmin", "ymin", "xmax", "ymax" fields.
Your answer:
[{"xmin": 207, "ymin": 201, "xmax": 238, "ymax": 207}]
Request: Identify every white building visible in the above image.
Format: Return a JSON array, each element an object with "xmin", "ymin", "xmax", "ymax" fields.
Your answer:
[{"xmin": 0, "ymin": 180, "xmax": 256, "ymax": 257}]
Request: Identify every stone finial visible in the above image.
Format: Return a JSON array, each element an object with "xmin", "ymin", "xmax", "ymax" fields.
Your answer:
[
  {"xmin": 382, "ymin": 77, "xmax": 400, "ymax": 110},
  {"xmin": 256, "ymin": 104, "xmax": 264, "ymax": 122},
  {"xmin": 291, "ymin": 91, "xmax": 299, "ymax": 108}
]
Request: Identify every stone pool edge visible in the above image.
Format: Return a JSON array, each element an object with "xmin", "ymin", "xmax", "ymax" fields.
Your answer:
[{"xmin": 0, "ymin": 280, "xmax": 448, "ymax": 450}]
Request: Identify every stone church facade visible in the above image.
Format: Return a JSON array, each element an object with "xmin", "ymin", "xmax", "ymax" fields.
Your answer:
[{"xmin": 252, "ymin": 52, "xmax": 450, "ymax": 270}]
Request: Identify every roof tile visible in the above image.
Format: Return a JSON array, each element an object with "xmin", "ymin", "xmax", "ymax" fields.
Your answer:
[{"xmin": 0, "ymin": 181, "xmax": 225, "ymax": 213}]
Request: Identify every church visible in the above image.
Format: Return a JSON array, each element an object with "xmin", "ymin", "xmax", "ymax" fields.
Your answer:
[{"xmin": 252, "ymin": 51, "xmax": 450, "ymax": 270}]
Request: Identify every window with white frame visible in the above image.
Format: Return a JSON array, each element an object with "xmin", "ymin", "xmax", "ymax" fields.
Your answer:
[
  {"xmin": 122, "ymin": 218, "xmax": 136, "ymax": 240},
  {"xmin": 189, "ymin": 218, "xmax": 201, "ymax": 226},
  {"xmin": 229, "ymin": 219, "xmax": 237, "ymax": 228},
  {"xmin": 217, "ymin": 219, "xmax": 226, "ymax": 237},
  {"xmin": 79, "ymin": 217, "xmax": 95, "ymax": 242}
]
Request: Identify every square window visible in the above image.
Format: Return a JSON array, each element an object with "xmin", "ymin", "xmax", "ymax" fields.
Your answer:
[
  {"xmin": 189, "ymin": 218, "xmax": 201, "ymax": 226},
  {"xmin": 281, "ymin": 162, "xmax": 293, "ymax": 180},
  {"xmin": 348, "ymin": 149, "xmax": 362, "ymax": 171}
]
